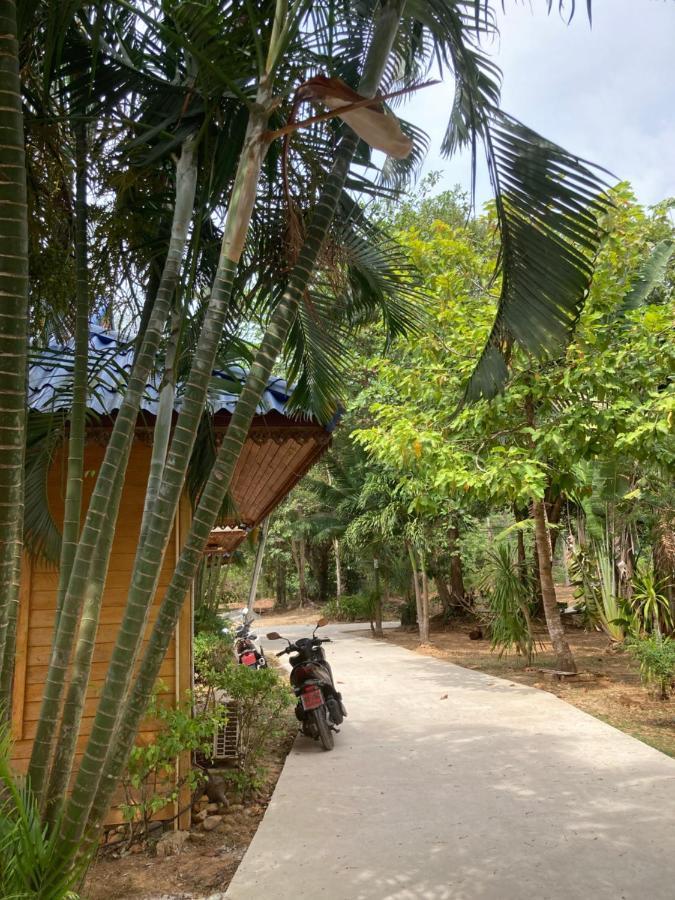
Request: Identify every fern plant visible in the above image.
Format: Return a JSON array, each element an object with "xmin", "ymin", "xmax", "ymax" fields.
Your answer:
[{"xmin": 0, "ymin": 724, "xmax": 86, "ymax": 899}]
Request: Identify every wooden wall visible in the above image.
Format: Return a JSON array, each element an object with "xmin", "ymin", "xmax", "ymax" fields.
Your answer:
[{"xmin": 10, "ymin": 440, "xmax": 192, "ymax": 826}]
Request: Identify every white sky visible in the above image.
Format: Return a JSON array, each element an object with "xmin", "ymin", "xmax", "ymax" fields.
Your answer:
[{"xmin": 402, "ymin": 0, "xmax": 675, "ymax": 208}]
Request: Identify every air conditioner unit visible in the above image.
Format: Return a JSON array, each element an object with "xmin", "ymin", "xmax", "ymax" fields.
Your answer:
[{"xmin": 212, "ymin": 700, "xmax": 241, "ymax": 761}]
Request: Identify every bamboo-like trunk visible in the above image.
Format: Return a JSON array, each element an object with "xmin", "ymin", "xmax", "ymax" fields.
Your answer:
[
  {"xmin": 532, "ymin": 497, "xmax": 576, "ymax": 672},
  {"xmin": 247, "ymin": 517, "xmax": 270, "ymax": 610},
  {"xmin": 0, "ymin": 0, "xmax": 29, "ymax": 718},
  {"xmin": 28, "ymin": 136, "xmax": 199, "ymax": 802},
  {"xmin": 54, "ymin": 117, "xmax": 90, "ymax": 627},
  {"xmin": 56, "ymin": 85, "xmax": 275, "ymax": 821},
  {"xmin": 74, "ymin": 2, "xmax": 406, "ymax": 847}
]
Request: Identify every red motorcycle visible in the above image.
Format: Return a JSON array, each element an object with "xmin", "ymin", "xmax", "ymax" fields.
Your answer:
[{"xmin": 266, "ymin": 618, "xmax": 346, "ymax": 751}]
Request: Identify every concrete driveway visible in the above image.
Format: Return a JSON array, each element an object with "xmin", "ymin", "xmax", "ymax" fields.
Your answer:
[{"xmin": 225, "ymin": 625, "xmax": 675, "ymax": 900}]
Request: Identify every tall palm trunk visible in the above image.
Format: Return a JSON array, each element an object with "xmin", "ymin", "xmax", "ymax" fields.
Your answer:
[
  {"xmin": 532, "ymin": 497, "xmax": 576, "ymax": 672},
  {"xmin": 28, "ymin": 136, "xmax": 199, "ymax": 802},
  {"xmin": 72, "ymin": 1, "xmax": 407, "ymax": 847},
  {"xmin": 54, "ymin": 85, "xmax": 275, "ymax": 821},
  {"xmin": 0, "ymin": 0, "xmax": 29, "ymax": 718},
  {"xmin": 55, "ymin": 117, "xmax": 90, "ymax": 626}
]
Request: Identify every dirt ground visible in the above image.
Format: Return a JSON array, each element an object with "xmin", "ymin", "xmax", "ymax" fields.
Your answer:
[
  {"xmin": 381, "ymin": 621, "xmax": 675, "ymax": 759},
  {"xmin": 83, "ymin": 707, "xmax": 297, "ymax": 900}
]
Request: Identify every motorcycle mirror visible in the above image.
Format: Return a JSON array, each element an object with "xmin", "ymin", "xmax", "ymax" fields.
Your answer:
[
  {"xmin": 315, "ymin": 617, "xmax": 328, "ymax": 629},
  {"xmin": 266, "ymin": 632, "xmax": 282, "ymax": 640}
]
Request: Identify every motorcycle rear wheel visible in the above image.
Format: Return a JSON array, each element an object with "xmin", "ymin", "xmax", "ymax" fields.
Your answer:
[{"xmin": 312, "ymin": 705, "xmax": 334, "ymax": 751}]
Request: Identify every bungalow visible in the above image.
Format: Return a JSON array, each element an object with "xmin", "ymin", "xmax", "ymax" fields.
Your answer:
[{"xmin": 11, "ymin": 328, "xmax": 335, "ymax": 823}]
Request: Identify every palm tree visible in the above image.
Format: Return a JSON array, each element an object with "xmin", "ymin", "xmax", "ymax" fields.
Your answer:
[
  {"xmin": 3, "ymin": 0, "xmax": 616, "ymax": 864},
  {"xmin": 0, "ymin": 0, "xmax": 29, "ymax": 716}
]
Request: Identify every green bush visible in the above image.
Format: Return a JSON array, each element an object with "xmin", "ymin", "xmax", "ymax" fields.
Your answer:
[
  {"xmin": 627, "ymin": 635, "xmax": 675, "ymax": 700},
  {"xmin": 480, "ymin": 545, "xmax": 536, "ymax": 664},
  {"xmin": 194, "ymin": 631, "xmax": 233, "ymax": 680},
  {"xmin": 322, "ymin": 593, "xmax": 374, "ymax": 623},
  {"xmin": 400, "ymin": 596, "xmax": 417, "ymax": 628},
  {"xmin": 211, "ymin": 665, "xmax": 293, "ymax": 792},
  {"xmin": 120, "ymin": 693, "xmax": 227, "ymax": 836}
]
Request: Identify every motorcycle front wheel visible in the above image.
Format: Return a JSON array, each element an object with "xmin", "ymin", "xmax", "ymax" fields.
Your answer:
[{"xmin": 312, "ymin": 705, "xmax": 334, "ymax": 751}]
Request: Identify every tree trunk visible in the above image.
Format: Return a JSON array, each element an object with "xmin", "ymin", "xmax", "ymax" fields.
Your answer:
[
  {"xmin": 513, "ymin": 504, "xmax": 528, "ymax": 588},
  {"xmin": 275, "ymin": 560, "xmax": 287, "ymax": 609},
  {"xmin": 532, "ymin": 498, "xmax": 576, "ymax": 672},
  {"xmin": 407, "ymin": 543, "xmax": 427, "ymax": 644},
  {"xmin": 448, "ymin": 525, "xmax": 465, "ymax": 603},
  {"xmin": 545, "ymin": 491, "xmax": 563, "ymax": 558},
  {"xmin": 434, "ymin": 573, "xmax": 452, "ymax": 614},
  {"xmin": 29, "ymin": 140, "xmax": 197, "ymax": 798},
  {"xmin": 0, "ymin": 0, "xmax": 29, "ymax": 718},
  {"xmin": 54, "ymin": 115, "xmax": 90, "ymax": 627},
  {"xmin": 334, "ymin": 538, "xmax": 343, "ymax": 598},
  {"xmin": 298, "ymin": 539, "xmax": 306, "ymax": 608},
  {"xmin": 57, "ymin": 86, "xmax": 275, "ymax": 810},
  {"xmin": 73, "ymin": 3, "xmax": 407, "ymax": 847},
  {"xmin": 247, "ymin": 517, "xmax": 270, "ymax": 610},
  {"xmin": 373, "ymin": 561, "xmax": 383, "ymax": 637},
  {"xmin": 420, "ymin": 561, "xmax": 431, "ymax": 645},
  {"xmin": 28, "ymin": 136, "xmax": 200, "ymax": 802}
]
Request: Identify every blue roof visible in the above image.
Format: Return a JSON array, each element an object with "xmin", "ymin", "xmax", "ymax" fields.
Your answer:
[{"xmin": 28, "ymin": 326, "xmax": 298, "ymax": 420}]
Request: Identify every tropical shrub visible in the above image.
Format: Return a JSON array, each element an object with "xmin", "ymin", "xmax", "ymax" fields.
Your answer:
[
  {"xmin": 120, "ymin": 694, "xmax": 227, "ymax": 837},
  {"xmin": 212, "ymin": 665, "xmax": 293, "ymax": 792},
  {"xmin": 627, "ymin": 635, "xmax": 675, "ymax": 700},
  {"xmin": 0, "ymin": 726, "xmax": 86, "ymax": 898},
  {"xmin": 480, "ymin": 545, "xmax": 536, "ymax": 664},
  {"xmin": 323, "ymin": 593, "xmax": 374, "ymax": 623}
]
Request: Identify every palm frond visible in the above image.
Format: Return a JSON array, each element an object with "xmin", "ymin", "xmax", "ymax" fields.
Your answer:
[
  {"xmin": 617, "ymin": 239, "xmax": 675, "ymax": 317},
  {"xmin": 464, "ymin": 109, "xmax": 610, "ymax": 400}
]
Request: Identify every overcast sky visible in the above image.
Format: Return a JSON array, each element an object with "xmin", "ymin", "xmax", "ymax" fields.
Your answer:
[{"xmin": 403, "ymin": 0, "xmax": 675, "ymax": 208}]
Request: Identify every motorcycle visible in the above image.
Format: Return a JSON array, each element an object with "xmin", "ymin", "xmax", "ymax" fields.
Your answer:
[
  {"xmin": 222, "ymin": 606, "xmax": 267, "ymax": 669},
  {"xmin": 266, "ymin": 618, "xmax": 347, "ymax": 751}
]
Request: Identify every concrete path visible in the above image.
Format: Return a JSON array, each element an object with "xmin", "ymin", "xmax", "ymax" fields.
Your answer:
[{"xmin": 225, "ymin": 626, "xmax": 675, "ymax": 900}]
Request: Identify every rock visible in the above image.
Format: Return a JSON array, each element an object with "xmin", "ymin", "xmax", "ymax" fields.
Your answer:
[
  {"xmin": 205, "ymin": 774, "xmax": 228, "ymax": 806},
  {"xmin": 206, "ymin": 802, "xmax": 220, "ymax": 814},
  {"xmin": 468, "ymin": 627, "xmax": 483, "ymax": 641},
  {"xmin": 193, "ymin": 809, "xmax": 208, "ymax": 823},
  {"xmin": 201, "ymin": 815, "xmax": 223, "ymax": 832},
  {"xmin": 146, "ymin": 820, "xmax": 164, "ymax": 838},
  {"xmin": 155, "ymin": 830, "xmax": 191, "ymax": 857}
]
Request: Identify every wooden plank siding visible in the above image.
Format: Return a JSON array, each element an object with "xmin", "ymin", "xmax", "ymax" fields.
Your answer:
[
  {"xmin": 9, "ymin": 415, "xmax": 331, "ymax": 826},
  {"xmin": 10, "ymin": 440, "xmax": 192, "ymax": 827}
]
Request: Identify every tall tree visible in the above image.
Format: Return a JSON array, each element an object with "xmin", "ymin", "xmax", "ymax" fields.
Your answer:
[{"xmin": 0, "ymin": 0, "xmax": 28, "ymax": 715}]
